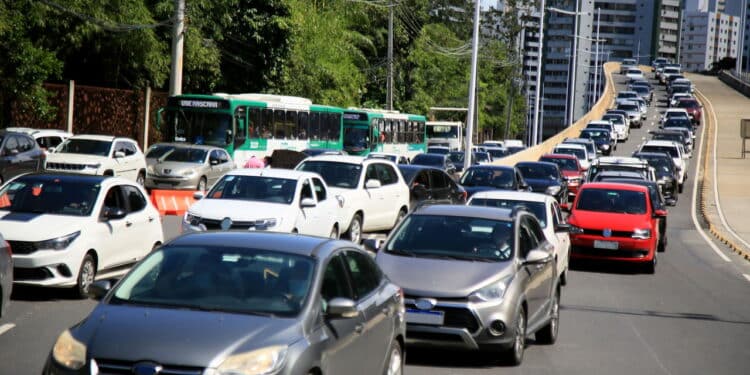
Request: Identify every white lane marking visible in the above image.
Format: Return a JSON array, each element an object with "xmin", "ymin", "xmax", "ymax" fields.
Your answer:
[
  {"xmin": 0, "ymin": 323, "xmax": 15, "ymax": 336},
  {"xmin": 691, "ymin": 89, "xmax": 731, "ymax": 262},
  {"xmin": 704, "ymin": 89, "xmax": 750, "ymax": 251},
  {"xmin": 744, "ymin": 274, "xmax": 750, "ymax": 283}
]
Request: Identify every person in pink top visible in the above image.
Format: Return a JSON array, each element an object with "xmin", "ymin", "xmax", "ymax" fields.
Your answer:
[{"xmin": 243, "ymin": 156, "xmax": 265, "ymax": 168}]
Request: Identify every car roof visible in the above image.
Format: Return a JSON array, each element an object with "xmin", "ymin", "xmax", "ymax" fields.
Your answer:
[
  {"xmin": 166, "ymin": 231, "xmax": 349, "ymax": 258},
  {"xmin": 225, "ymin": 168, "xmax": 321, "ymax": 180},
  {"xmin": 579, "ymin": 182, "xmax": 649, "ymax": 193},
  {"xmin": 303, "ymin": 154, "xmax": 378, "ymax": 165},
  {"xmin": 555, "ymin": 143, "xmax": 586, "ymax": 150},
  {"xmin": 465, "ymin": 165, "xmax": 514, "ymax": 171},
  {"xmin": 540, "ymin": 153, "xmax": 578, "ymax": 160},
  {"xmin": 563, "ymin": 138, "xmax": 595, "ymax": 144},
  {"xmin": 68, "ymin": 134, "xmax": 123, "ymax": 142},
  {"xmin": 413, "ymin": 204, "xmax": 514, "ymax": 222},
  {"xmin": 151, "ymin": 143, "xmax": 220, "ymax": 151},
  {"xmin": 469, "ymin": 190, "xmax": 553, "ymax": 203},
  {"xmin": 633, "ymin": 151, "xmax": 673, "ymax": 160},
  {"xmin": 603, "ymin": 178, "xmax": 658, "ymax": 189},
  {"xmin": 664, "ymin": 108, "xmax": 689, "ymax": 114},
  {"xmin": 643, "ymin": 140, "xmax": 680, "ymax": 147},
  {"xmin": 368, "ymin": 152, "xmax": 400, "ymax": 157},
  {"xmin": 587, "ymin": 121, "xmax": 613, "ymax": 126},
  {"xmin": 594, "ymin": 156, "xmax": 647, "ymax": 165},
  {"xmin": 618, "ymin": 91, "xmax": 638, "ymax": 95},
  {"xmin": 398, "ymin": 164, "xmax": 442, "ymax": 173}
]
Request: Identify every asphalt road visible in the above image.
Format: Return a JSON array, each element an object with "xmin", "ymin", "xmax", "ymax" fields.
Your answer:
[{"xmin": 2, "ymin": 73, "xmax": 750, "ymax": 375}]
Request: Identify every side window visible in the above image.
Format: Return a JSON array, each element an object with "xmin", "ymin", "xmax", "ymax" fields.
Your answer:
[
  {"xmin": 248, "ymin": 107, "xmax": 261, "ymax": 139},
  {"xmin": 3, "ymin": 136, "xmax": 19, "ymax": 155},
  {"xmin": 518, "ymin": 218, "xmax": 540, "ymax": 258},
  {"xmin": 414, "ymin": 171, "xmax": 430, "ymax": 187},
  {"xmin": 124, "ymin": 142, "xmax": 137, "ymax": 156},
  {"xmin": 365, "ymin": 164, "xmax": 379, "ymax": 183},
  {"xmin": 101, "ymin": 186, "xmax": 126, "ymax": 216},
  {"xmin": 345, "ymin": 250, "xmax": 382, "ymax": 300},
  {"xmin": 309, "ymin": 112, "xmax": 320, "ymax": 140},
  {"xmin": 527, "ymin": 217, "xmax": 545, "ymax": 245},
  {"xmin": 321, "ymin": 255, "xmax": 353, "ymax": 307},
  {"xmin": 430, "ymin": 170, "xmax": 448, "ymax": 189},
  {"xmin": 301, "ymin": 180, "xmax": 314, "ymax": 200},
  {"xmin": 18, "ymin": 136, "xmax": 33, "ymax": 152},
  {"xmin": 377, "ymin": 164, "xmax": 398, "ymax": 185},
  {"xmin": 220, "ymin": 150, "xmax": 230, "ymax": 163},
  {"xmin": 298, "ymin": 112, "xmax": 309, "ymax": 140},
  {"xmin": 312, "ymin": 178, "xmax": 327, "ymax": 201},
  {"xmin": 551, "ymin": 202, "xmax": 562, "ymax": 227},
  {"xmin": 209, "ymin": 150, "xmax": 221, "ymax": 164},
  {"xmin": 123, "ymin": 185, "xmax": 147, "ymax": 213}
]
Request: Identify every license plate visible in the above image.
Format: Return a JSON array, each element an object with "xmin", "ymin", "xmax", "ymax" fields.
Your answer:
[
  {"xmin": 406, "ymin": 309, "xmax": 444, "ymax": 325},
  {"xmin": 594, "ymin": 240, "xmax": 619, "ymax": 250}
]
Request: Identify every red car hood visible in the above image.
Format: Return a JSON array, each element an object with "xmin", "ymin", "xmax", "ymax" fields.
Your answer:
[
  {"xmin": 562, "ymin": 170, "xmax": 582, "ymax": 179},
  {"xmin": 569, "ymin": 210, "xmax": 651, "ymax": 231}
]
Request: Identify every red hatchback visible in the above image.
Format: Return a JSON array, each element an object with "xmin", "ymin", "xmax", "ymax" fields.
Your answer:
[
  {"xmin": 539, "ymin": 153, "xmax": 585, "ymax": 200},
  {"xmin": 566, "ymin": 182, "xmax": 666, "ymax": 273},
  {"xmin": 675, "ymin": 98, "xmax": 702, "ymax": 125}
]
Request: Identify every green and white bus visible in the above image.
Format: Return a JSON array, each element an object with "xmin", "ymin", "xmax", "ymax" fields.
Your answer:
[
  {"xmin": 159, "ymin": 93, "xmax": 344, "ymax": 166},
  {"xmin": 342, "ymin": 108, "xmax": 427, "ymax": 159}
]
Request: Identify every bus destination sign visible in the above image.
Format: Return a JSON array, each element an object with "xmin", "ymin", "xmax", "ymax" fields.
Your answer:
[
  {"xmin": 343, "ymin": 112, "xmax": 369, "ymax": 121},
  {"xmin": 168, "ymin": 97, "xmax": 229, "ymax": 109}
]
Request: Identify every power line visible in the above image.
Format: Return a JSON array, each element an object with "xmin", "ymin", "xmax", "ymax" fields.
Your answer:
[{"xmin": 37, "ymin": 0, "xmax": 173, "ymax": 32}]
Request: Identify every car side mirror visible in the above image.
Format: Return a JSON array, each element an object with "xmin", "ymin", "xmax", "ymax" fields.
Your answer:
[
  {"xmin": 114, "ymin": 151, "xmax": 125, "ymax": 158},
  {"xmin": 210, "ymin": 159, "xmax": 219, "ymax": 165},
  {"xmin": 103, "ymin": 207, "xmax": 127, "ymax": 220},
  {"xmin": 193, "ymin": 192, "xmax": 205, "ymax": 200},
  {"xmin": 301, "ymin": 197, "xmax": 317, "ymax": 208},
  {"xmin": 555, "ymin": 223, "xmax": 571, "ymax": 233},
  {"xmin": 87, "ymin": 280, "xmax": 113, "ymax": 301},
  {"xmin": 363, "ymin": 238, "xmax": 381, "ymax": 252},
  {"xmin": 326, "ymin": 297, "xmax": 359, "ymax": 319},
  {"xmin": 365, "ymin": 179, "xmax": 382, "ymax": 189},
  {"xmin": 523, "ymin": 249, "xmax": 553, "ymax": 266},
  {"xmin": 654, "ymin": 209, "xmax": 668, "ymax": 217}
]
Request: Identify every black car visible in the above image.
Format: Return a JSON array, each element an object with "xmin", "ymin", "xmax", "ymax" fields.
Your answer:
[
  {"xmin": 579, "ymin": 129, "xmax": 614, "ymax": 155},
  {"xmin": 0, "ymin": 130, "xmax": 45, "ymax": 184},
  {"xmin": 632, "ymin": 151, "xmax": 679, "ymax": 203},
  {"xmin": 599, "ymin": 178, "xmax": 669, "ymax": 253},
  {"xmin": 411, "ymin": 153, "xmax": 456, "ymax": 176},
  {"xmin": 398, "ymin": 165, "xmax": 466, "ymax": 210},
  {"xmin": 458, "ymin": 165, "xmax": 529, "ymax": 198},
  {"xmin": 515, "ymin": 161, "xmax": 568, "ymax": 204},
  {"xmin": 661, "ymin": 118, "xmax": 695, "ymax": 138},
  {"xmin": 650, "ymin": 130, "xmax": 689, "ymax": 152}
]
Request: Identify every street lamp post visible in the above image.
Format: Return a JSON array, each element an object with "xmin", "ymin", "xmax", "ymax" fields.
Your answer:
[{"xmin": 532, "ymin": 0, "xmax": 546, "ymax": 146}]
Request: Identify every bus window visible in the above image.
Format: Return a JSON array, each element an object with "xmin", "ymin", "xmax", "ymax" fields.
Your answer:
[
  {"xmin": 331, "ymin": 113, "xmax": 341, "ymax": 141},
  {"xmin": 248, "ymin": 108, "xmax": 261, "ymax": 138},
  {"xmin": 286, "ymin": 111, "xmax": 298, "ymax": 139},
  {"xmin": 298, "ymin": 112, "xmax": 309, "ymax": 140},
  {"xmin": 323, "ymin": 113, "xmax": 334, "ymax": 141},
  {"xmin": 274, "ymin": 110, "xmax": 286, "ymax": 139},
  {"xmin": 310, "ymin": 112, "xmax": 320, "ymax": 140},
  {"xmin": 416, "ymin": 121, "xmax": 424, "ymax": 143},
  {"xmin": 261, "ymin": 109, "xmax": 274, "ymax": 139},
  {"xmin": 234, "ymin": 106, "xmax": 247, "ymax": 146}
]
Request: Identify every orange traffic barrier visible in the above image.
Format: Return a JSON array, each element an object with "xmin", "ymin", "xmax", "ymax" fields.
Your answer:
[{"xmin": 150, "ymin": 189, "xmax": 199, "ymax": 216}]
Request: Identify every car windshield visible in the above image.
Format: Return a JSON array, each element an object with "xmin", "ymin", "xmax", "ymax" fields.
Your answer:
[
  {"xmin": 540, "ymin": 157, "xmax": 578, "ymax": 171},
  {"xmin": 475, "ymin": 153, "xmax": 490, "ymax": 162},
  {"xmin": 207, "ymin": 175, "xmax": 297, "ymax": 204},
  {"xmin": 412, "ymin": 154, "xmax": 445, "ymax": 167},
  {"xmin": 617, "ymin": 93, "xmax": 637, "ymax": 98},
  {"xmin": 385, "ymin": 214, "xmax": 514, "ymax": 261},
  {"xmin": 641, "ymin": 156, "xmax": 673, "ymax": 173},
  {"xmin": 633, "ymin": 87, "xmax": 649, "ymax": 93},
  {"xmin": 56, "ymin": 139, "xmax": 112, "ymax": 156},
  {"xmin": 576, "ymin": 188, "xmax": 647, "ymax": 214},
  {"xmin": 426, "ymin": 148, "xmax": 450, "ymax": 155},
  {"xmin": 163, "ymin": 148, "xmax": 207, "ymax": 163},
  {"xmin": 111, "ymin": 245, "xmax": 315, "ymax": 317},
  {"xmin": 0, "ymin": 176, "xmax": 100, "ymax": 216},
  {"xmin": 367, "ymin": 154, "xmax": 397, "ymax": 163},
  {"xmin": 666, "ymin": 111, "xmax": 689, "ymax": 119},
  {"xmin": 469, "ymin": 199, "xmax": 547, "ymax": 228},
  {"xmin": 516, "ymin": 164, "xmax": 558, "ymax": 181},
  {"xmin": 677, "ymin": 100, "xmax": 699, "ymax": 109},
  {"xmin": 146, "ymin": 144, "xmax": 176, "ymax": 159},
  {"xmin": 460, "ymin": 168, "xmax": 513, "ymax": 188},
  {"xmin": 602, "ymin": 115, "xmax": 624, "ymax": 125},
  {"xmin": 297, "ymin": 161, "xmax": 362, "ymax": 189},
  {"xmin": 581, "ymin": 131, "xmax": 609, "ymax": 142},
  {"xmin": 618, "ymin": 104, "xmax": 638, "ymax": 111},
  {"xmin": 664, "ymin": 119, "xmax": 692, "ymax": 130},
  {"xmin": 652, "ymin": 134, "xmax": 684, "ymax": 144},
  {"xmin": 486, "ymin": 148, "xmax": 508, "ymax": 158},
  {"xmin": 640, "ymin": 145, "xmax": 678, "ymax": 158},
  {"xmin": 554, "ymin": 147, "xmax": 586, "ymax": 160},
  {"xmin": 448, "ymin": 152, "xmax": 464, "ymax": 164}
]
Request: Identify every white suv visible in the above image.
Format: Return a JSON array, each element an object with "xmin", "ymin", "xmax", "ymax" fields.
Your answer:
[
  {"xmin": 296, "ymin": 155, "xmax": 410, "ymax": 243},
  {"xmin": 45, "ymin": 135, "xmax": 147, "ymax": 185},
  {"xmin": 0, "ymin": 173, "xmax": 164, "ymax": 297},
  {"xmin": 183, "ymin": 169, "xmax": 347, "ymax": 238}
]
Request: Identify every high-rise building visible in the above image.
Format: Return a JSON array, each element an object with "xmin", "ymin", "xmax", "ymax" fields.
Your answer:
[
  {"xmin": 685, "ymin": 0, "xmax": 742, "ymax": 16},
  {"xmin": 652, "ymin": 0, "xmax": 683, "ymax": 62},
  {"xmin": 680, "ymin": 10, "xmax": 741, "ymax": 71}
]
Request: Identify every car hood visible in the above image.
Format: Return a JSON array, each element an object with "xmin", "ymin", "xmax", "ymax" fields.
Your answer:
[
  {"xmin": 79, "ymin": 304, "xmax": 300, "ymax": 367},
  {"xmin": 189, "ymin": 199, "xmax": 295, "ymax": 221},
  {"xmin": 376, "ymin": 252, "xmax": 513, "ymax": 298},
  {"xmin": 150, "ymin": 161, "xmax": 204, "ymax": 175},
  {"xmin": 0, "ymin": 211, "xmax": 87, "ymax": 241},
  {"xmin": 561, "ymin": 170, "xmax": 582, "ymax": 180},
  {"xmin": 46, "ymin": 152, "xmax": 108, "ymax": 164},
  {"xmin": 569, "ymin": 210, "xmax": 650, "ymax": 231}
]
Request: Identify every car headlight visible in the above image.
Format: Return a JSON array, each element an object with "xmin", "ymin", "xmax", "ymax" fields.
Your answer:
[
  {"xmin": 568, "ymin": 224, "xmax": 584, "ymax": 234},
  {"xmin": 85, "ymin": 163, "xmax": 101, "ymax": 170},
  {"xmin": 632, "ymin": 228, "xmax": 652, "ymax": 239},
  {"xmin": 546, "ymin": 185, "xmax": 561, "ymax": 195},
  {"xmin": 52, "ymin": 330, "xmax": 87, "ymax": 370},
  {"xmin": 469, "ymin": 276, "xmax": 513, "ymax": 303},
  {"xmin": 182, "ymin": 170, "xmax": 196, "ymax": 177},
  {"xmin": 184, "ymin": 212, "xmax": 202, "ymax": 227},
  {"xmin": 254, "ymin": 218, "xmax": 278, "ymax": 230},
  {"xmin": 36, "ymin": 231, "xmax": 80, "ymax": 250},
  {"xmin": 215, "ymin": 345, "xmax": 287, "ymax": 375}
]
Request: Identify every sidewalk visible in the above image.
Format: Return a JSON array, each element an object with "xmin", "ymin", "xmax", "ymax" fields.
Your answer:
[{"xmin": 689, "ymin": 73, "xmax": 750, "ymax": 258}]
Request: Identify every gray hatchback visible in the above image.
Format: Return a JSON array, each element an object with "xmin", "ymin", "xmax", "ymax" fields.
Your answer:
[
  {"xmin": 44, "ymin": 232, "xmax": 406, "ymax": 375},
  {"xmin": 372, "ymin": 205, "xmax": 562, "ymax": 365}
]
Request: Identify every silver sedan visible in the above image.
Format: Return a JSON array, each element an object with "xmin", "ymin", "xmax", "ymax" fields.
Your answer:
[{"xmin": 145, "ymin": 144, "xmax": 234, "ymax": 191}]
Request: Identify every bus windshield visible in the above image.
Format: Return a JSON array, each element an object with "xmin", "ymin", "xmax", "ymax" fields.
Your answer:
[
  {"xmin": 344, "ymin": 127, "xmax": 369, "ymax": 149},
  {"xmin": 426, "ymin": 126, "xmax": 459, "ymax": 138},
  {"xmin": 166, "ymin": 110, "xmax": 232, "ymax": 147}
]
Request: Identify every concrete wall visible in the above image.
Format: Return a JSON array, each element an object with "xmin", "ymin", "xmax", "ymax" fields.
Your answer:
[{"xmin": 718, "ymin": 70, "xmax": 750, "ymax": 98}]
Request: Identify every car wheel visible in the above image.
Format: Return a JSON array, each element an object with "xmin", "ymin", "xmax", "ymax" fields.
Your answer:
[
  {"xmin": 536, "ymin": 287, "xmax": 560, "ymax": 345},
  {"xmin": 346, "ymin": 213, "xmax": 362, "ymax": 244},
  {"xmin": 136, "ymin": 171, "xmax": 145, "ymax": 186},
  {"xmin": 383, "ymin": 340, "xmax": 403, "ymax": 375},
  {"xmin": 329, "ymin": 225, "xmax": 339, "ymax": 239},
  {"xmin": 75, "ymin": 254, "xmax": 96, "ymax": 299},
  {"xmin": 643, "ymin": 253, "xmax": 657, "ymax": 274},
  {"xmin": 503, "ymin": 306, "xmax": 526, "ymax": 366},
  {"xmin": 394, "ymin": 208, "xmax": 407, "ymax": 227},
  {"xmin": 197, "ymin": 177, "xmax": 207, "ymax": 192}
]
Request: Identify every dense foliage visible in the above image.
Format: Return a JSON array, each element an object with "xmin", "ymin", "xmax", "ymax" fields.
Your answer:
[{"xmin": 0, "ymin": 0, "xmax": 531, "ymax": 138}]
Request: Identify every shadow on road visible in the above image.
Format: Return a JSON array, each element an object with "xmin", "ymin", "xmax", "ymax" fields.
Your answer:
[
  {"xmin": 569, "ymin": 258, "xmax": 647, "ymax": 275},
  {"xmin": 405, "ymin": 342, "xmax": 545, "ymax": 369},
  {"xmin": 11, "ymin": 285, "xmax": 81, "ymax": 302},
  {"xmin": 562, "ymin": 304, "xmax": 750, "ymax": 326}
]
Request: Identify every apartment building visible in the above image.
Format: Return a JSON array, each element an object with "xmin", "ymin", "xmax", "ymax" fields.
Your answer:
[{"xmin": 680, "ymin": 10, "xmax": 741, "ymax": 71}]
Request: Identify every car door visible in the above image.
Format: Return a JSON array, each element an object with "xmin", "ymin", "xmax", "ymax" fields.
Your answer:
[
  {"xmin": 319, "ymin": 253, "xmax": 367, "ymax": 375},
  {"xmin": 519, "ymin": 216, "xmax": 555, "ymax": 327},
  {"xmin": 363, "ymin": 163, "xmax": 386, "ymax": 228},
  {"xmin": 312, "ymin": 177, "xmax": 339, "ymax": 236},
  {"xmin": 550, "ymin": 201, "xmax": 570, "ymax": 275},
  {"xmin": 98, "ymin": 185, "xmax": 133, "ymax": 268},
  {"xmin": 207, "ymin": 150, "xmax": 224, "ymax": 185},
  {"xmin": 16, "ymin": 135, "xmax": 41, "ymax": 174},
  {"xmin": 428, "ymin": 169, "xmax": 450, "ymax": 202},
  {"xmin": 343, "ymin": 250, "xmax": 394, "ymax": 372},
  {"xmin": 121, "ymin": 184, "xmax": 158, "ymax": 262},
  {"xmin": 298, "ymin": 178, "xmax": 325, "ymax": 235},
  {"xmin": 0, "ymin": 136, "xmax": 20, "ymax": 182},
  {"xmin": 374, "ymin": 163, "xmax": 402, "ymax": 226},
  {"xmin": 111, "ymin": 141, "xmax": 131, "ymax": 178}
]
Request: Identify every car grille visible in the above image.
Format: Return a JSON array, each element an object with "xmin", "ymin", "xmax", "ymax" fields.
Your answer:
[
  {"xmin": 582, "ymin": 229, "xmax": 633, "ymax": 238},
  {"xmin": 572, "ymin": 246, "xmax": 649, "ymax": 259},
  {"xmin": 8, "ymin": 240, "xmax": 37, "ymax": 255},
  {"xmin": 405, "ymin": 302, "xmax": 480, "ymax": 333},
  {"xmin": 95, "ymin": 359, "xmax": 204, "ymax": 375},
  {"xmin": 199, "ymin": 218, "xmax": 255, "ymax": 230},
  {"xmin": 46, "ymin": 162, "xmax": 86, "ymax": 171},
  {"xmin": 14, "ymin": 267, "xmax": 53, "ymax": 281}
]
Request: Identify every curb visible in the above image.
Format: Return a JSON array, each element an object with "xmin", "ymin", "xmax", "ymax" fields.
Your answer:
[{"xmin": 694, "ymin": 89, "xmax": 750, "ymax": 262}]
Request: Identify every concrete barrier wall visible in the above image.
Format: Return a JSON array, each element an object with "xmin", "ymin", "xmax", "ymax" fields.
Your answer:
[
  {"xmin": 718, "ymin": 71, "xmax": 750, "ymax": 98},
  {"xmin": 491, "ymin": 61, "xmax": 620, "ymax": 166}
]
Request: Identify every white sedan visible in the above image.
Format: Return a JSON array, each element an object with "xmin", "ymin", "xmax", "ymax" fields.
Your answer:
[
  {"xmin": 626, "ymin": 68, "xmax": 645, "ymax": 81},
  {"xmin": 183, "ymin": 169, "xmax": 346, "ymax": 239},
  {"xmin": 468, "ymin": 191, "xmax": 571, "ymax": 285},
  {"xmin": 0, "ymin": 173, "xmax": 164, "ymax": 297}
]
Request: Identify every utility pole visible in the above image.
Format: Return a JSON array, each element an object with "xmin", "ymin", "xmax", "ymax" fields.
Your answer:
[
  {"xmin": 593, "ymin": 7, "xmax": 600, "ymax": 107},
  {"xmin": 505, "ymin": 80, "xmax": 514, "ymax": 139},
  {"xmin": 532, "ymin": 0, "xmax": 546, "ymax": 146},
  {"xmin": 169, "ymin": 0, "xmax": 185, "ymax": 96},
  {"xmin": 463, "ymin": 0, "xmax": 481, "ymax": 171},
  {"xmin": 386, "ymin": 0, "xmax": 394, "ymax": 110}
]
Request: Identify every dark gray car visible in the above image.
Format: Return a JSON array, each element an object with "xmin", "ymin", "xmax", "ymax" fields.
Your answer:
[
  {"xmin": 44, "ymin": 232, "xmax": 406, "ymax": 375},
  {"xmin": 372, "ymin": 205, "xmax": 562, "ymax": 365},
  {"xmin": 0, "ymin": 130, "xmax": 45, "ymax": 185},
  {"xmin": 0, "ymin": 235, "xmax": 10, "ymax": 318}
]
